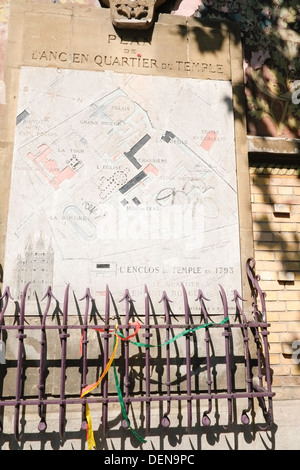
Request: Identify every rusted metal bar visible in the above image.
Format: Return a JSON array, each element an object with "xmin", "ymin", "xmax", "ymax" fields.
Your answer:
[
  {"xmin": 144, "ymin": 285, "xmax": 152, "ymax": 434},
  {"xmin": 0, "ymin": 287, "xmax": 12, "ymax": 364},
  {"xmin": 0, "ymin": 286, "xmax": 13, "ymax": 325},
  {"xmin": 233, "ymin": 290, "xmax": 253, "ymax": 425},
  {"xmin": 14, "ymin": 283, "xmax": 30, "ymax": 441},
  {"xmin": 182, "ymin": 284, "xmax": 192, "ymax": 430},
  {"xmin": 196, "ymin": 290, "xmax": 213, "ymax": 426},
  {"xmin": 258, "ymin": 326, "xmax": 274, "ymax": 428},
  {"xmin": 246, "ymin": 257, "xmax": 266, "ymax": 322},
  {"xmin": 37, "ymin": 287, "xmax": 56, "ymax": 432},
  {"xmin": 59, "ymin": 284, "xmax": 70, "ymax": 440},
  {"xmin": 160, "ymin": 291, "xmax": 171, "ymax": 428},
  {"xmin": 220, "ymin": 285, "xmax": 233, "ymax": 428},
  {"xmin": 0, "ymin": 321, "xmax": 269, "ymax": 331},
  {"xmin": 101, "ymin": 284, "xmax": 111, "ymax": 435},
  {"xmin": 0, "ymin": 389, "xmax": 275, "ymax": 408},
  {"xmin": 120, "ymin": 289, "xmax": 133, "ymax": 428},
  {"xmin": 79, "ymin": 288, "xmax": 93, "ymax": 432},
  {"xmin": 0, "ymin": 287, "xmax": 12, "ymax": 434}
]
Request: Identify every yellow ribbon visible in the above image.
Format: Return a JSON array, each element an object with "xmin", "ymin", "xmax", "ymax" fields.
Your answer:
[
  {"xmin": 81, "ymin": 325, "xmax": 119, "ymax": 450},
  {"xmin": 81, "ymin": 325, "xmax": 119, "ymax": 399},
  {"xmin": 85, "ymin": 404, "xmax": 96, "ymax": 451}
]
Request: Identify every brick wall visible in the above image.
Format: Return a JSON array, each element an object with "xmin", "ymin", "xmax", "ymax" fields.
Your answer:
[{"xmin": 250, "ymin": 159, "xmax": 300, "ymax": 400}]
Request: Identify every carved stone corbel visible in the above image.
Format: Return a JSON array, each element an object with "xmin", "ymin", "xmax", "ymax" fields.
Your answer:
[{"xmin": 101, "ymin": 0, "xmax": 166, "ymax": 29}]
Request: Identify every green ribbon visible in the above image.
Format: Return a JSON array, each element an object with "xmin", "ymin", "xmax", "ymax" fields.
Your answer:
[
  {"xmin": 112, "ymin": 316, "xmax": 229, "ymax": 444},
  {"xmin": 113, "ymin": 358, "xmax": 147, "ymax": 444},
  {"xmin": 117, "ymin": 316, "xmax": 229, "ymax": 348},
  {"xmin": 113, "ymin": 332, "xmax": 147, "ymax": 443}
]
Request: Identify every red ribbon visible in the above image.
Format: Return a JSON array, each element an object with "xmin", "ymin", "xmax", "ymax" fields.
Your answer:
[{"xmin": 80, "ymin": 322, "xmax": 141, "ymax": 355}]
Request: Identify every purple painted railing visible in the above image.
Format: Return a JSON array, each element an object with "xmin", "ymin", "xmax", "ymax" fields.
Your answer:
[{"xmin": 0, "ymin": 258, "xmax": 275, "ymax": 441}]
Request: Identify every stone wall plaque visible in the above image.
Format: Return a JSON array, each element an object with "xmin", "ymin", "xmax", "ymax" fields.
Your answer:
[{"xmin": 1, "ymin": 1, "xmax": 253, "ymax": 315}]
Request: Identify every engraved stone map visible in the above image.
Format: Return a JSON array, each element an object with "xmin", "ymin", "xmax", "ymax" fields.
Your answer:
[{"xmin": 4, "ymin": 66, "xmax": 241, "ymax": 313}]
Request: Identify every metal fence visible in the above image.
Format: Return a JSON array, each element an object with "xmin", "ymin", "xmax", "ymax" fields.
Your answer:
[{"xmin": 0, "ymin": 257, "xmax": 274, "ymax": 443}]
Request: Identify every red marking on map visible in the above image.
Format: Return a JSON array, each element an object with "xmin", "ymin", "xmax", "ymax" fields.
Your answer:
[
  {"xmin": 200, "ymin": 131, "xmax": 217, "ymax": 151},
  {"xmin": 27, "ymin": 144, "xmax": 76, "ymax": 190},
  {"xmin": 144, "ymin": 163, "xmax": 159, "ymax": 176},
  {"xmin": 112, "ymin": 152, "xmax": 121, "ymax": 161},
  {"xmin": 96, "ymin": 291, "xmax": 106, "ymax": 297}
]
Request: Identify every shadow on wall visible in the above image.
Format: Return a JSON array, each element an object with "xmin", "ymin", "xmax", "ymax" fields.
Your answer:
[
  {"xmin": 249, "ymin": 153, "xmax": 300, "ymax": 382},
  {"xmin": 168, "ymin": 0, "xmax": 300, "ymax": 138}
]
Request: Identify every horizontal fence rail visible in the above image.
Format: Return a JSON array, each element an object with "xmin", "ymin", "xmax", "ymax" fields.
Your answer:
[{"xmin": 0, "ymin": 257, "xmax": 275, "ymax": 444}]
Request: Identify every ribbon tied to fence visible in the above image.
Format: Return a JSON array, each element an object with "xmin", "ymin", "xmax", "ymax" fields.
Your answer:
[{"xmin": 80, "ymin": 317, "xmax": 229, "ymax": 450}]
